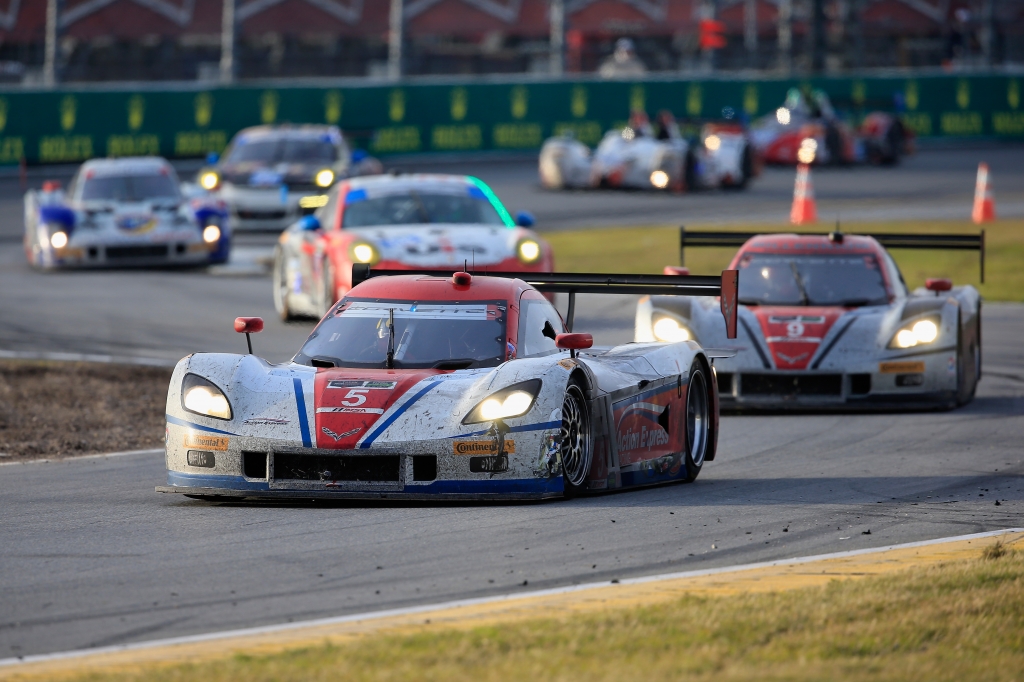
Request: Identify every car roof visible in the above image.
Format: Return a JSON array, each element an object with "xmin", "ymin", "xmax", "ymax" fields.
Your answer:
[
  {"xmin": 233, "ymin": 125, "xmax": 342, "ymax": 143},
  {"xmin": 79, "ymin": 156, "xmax": 173, "ymax": 176},
  {"xmin": 736, "ymin": 234, "xmax": 884, "ymax": 257},
  {"xmin": 346, "ymin": 273, "xmax": 530, "ymax": 303},
  {"xmin": 345, "ymin": 173, "xmax": 475, "ymax": 194}
]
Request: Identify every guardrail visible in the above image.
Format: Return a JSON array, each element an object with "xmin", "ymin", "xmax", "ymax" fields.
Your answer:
[{"xmin": 0, "ymin": 73, "xmax": 1020, "ymax": 165}]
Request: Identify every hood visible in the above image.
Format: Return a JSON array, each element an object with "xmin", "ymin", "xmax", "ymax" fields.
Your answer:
[
  {"xmin": 221, "ymin": 161, "xmax": 332, "ymax": 186},
  {"xmin": 351, "ymin": 225, "xmax": 530, "ymax": 267},
  {"xmin": 73, "ymin": 201, "xmax": 197, "ymax": 236},
  {"xmin": 750, "ymin": 306, "xmax": 849, "ymax": 370}
]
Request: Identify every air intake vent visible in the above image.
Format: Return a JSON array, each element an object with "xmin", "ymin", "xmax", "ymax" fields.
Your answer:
[{"xmin": 274, "ymin": 454, "xmax": 400, "ymax": 482}]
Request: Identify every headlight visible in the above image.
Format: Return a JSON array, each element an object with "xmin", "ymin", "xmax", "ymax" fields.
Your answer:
[
  {"xmin": 705, "ymin": 134, "xmax": 721, "ymax": 151},
  {"xmin": 199, "ymin": 171, "xmax": 220, "ymax": 191},
  {"xmin": 797, "ymin": 138, "xmax": 817, "ymax": 164},
  {"xmin": 649, "ymin": 170, "xmax": 669, "ymax": 189},
  {"xmin": 203, "ymin": 225, "xmax": 221, "ymax": 243},
  {"xmin": 516, "ymin": 238, "xmax": 542, "ymax": 264},
  {"xmin": 350, "ymin": 241, "xmax": 380, "ymax": 265},
  {"xmin": 50, "ymin": 231, "xmax": 68, "ymax": 249},
  {"xmin": 776, "ymin": 107, "xmax": 791, "ymax": 125},
  {"xmin": 463, "ymin": 379, "xmax": 542, "ymax": 424},
  {"xmin": 890, "ymin": 317, "xmax": 939, "ymax": 349},
  {"xmin": 299, "ymin": 194, "xmax": 329, "ymax": 209},
  {"xmin": 315, "ymin": 169, "xmax": 335, "ymax": 188},
  {"xmin": 652, "ymin": 316, "xmax": 692, "ymax": 343},
  {"xmin": 181, "ymin": 374, "xmax": 232, "ymax": 420}
]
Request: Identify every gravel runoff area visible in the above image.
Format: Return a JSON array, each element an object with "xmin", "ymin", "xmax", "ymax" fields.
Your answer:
[{"xmin": 0, "ymin": 360, "xmax": 170, "ymax": 461}]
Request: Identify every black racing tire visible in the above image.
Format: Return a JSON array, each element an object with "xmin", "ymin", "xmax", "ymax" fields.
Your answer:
[
  {"xmin": 956, "ymin": 313, "xmax": 979, "ymax": 406},
  {"xmin": 684, "ymin": 149, "xmax": 698, "ymax": 192},
  {"xmin": 272, "ymin": 247, "xmax": 295, "ymax": 322},
  {"xmin": 825, "ymin": 123, "xmax": 844, "ymax": 165},
  {"xmin": 882, "ymin": 120, "xmax": 905, "ymax": 166},
  {"xmin": 683, "ymin": 360, "xmax": 710, "ymax": 483},
  {"xmin": 317, "ymin": 258, "xmax": 336, "ymax": 318},
  {"xmin": 560, "ymin": 378, "xmax": 593, "ymax": 498}
]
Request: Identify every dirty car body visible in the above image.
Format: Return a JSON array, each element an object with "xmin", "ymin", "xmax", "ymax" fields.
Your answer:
[{"xmin": 159, "ymin": 267, "xmax": 739, "ymax": 501}]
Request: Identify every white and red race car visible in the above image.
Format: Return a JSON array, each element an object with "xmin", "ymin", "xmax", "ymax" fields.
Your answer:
[
  {"xmin": 636, "ymin": 229, "xmax": 983, "ymax": 410},
  {"xmin": 158, "ymin": 267, "xmax": 738, "ymax": 501}
]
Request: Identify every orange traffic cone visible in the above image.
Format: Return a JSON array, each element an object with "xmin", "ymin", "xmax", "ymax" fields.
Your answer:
[
  {"xmin": 972, "ymin": 162, "xmax": 996, "ymax": 223},
  {"xmin": 790, "ymin": 163, "xmax": 817, "ymax": 225}
]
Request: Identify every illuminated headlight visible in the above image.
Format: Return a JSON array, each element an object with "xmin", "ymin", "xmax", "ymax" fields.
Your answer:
[
  {"xmin": 516, "ymin": 238, "xmax": 542, "ymax": 264},
  {"xmin": 621, "ymin": 127, "xmax": 636, "ymax": 141},
  {"xmin": 463, "ymin": 380, "xmax": 542, "ymax": 424},
  {"xmin": 797, "ymin": 138, "xmax": 817, "ymax": 164},
  {"xmin": 776, "ymin": 107, "xmax": 791, "ymax": 125},
  {"xmin": 49, "ymin": 231, "xmax": 68, "ymax": 249},
  {"xmin": 649, "ymin": 170, "xmax": 670, "ymax": 189},
  {"xmin": 199, "ymin": 171, "xmax": 220, "ymax": 191},
  {"xmin": 350, "ymin": 241, "xmax": 380, "ymax": 265},
  {"xmin": 705, "ymin": 134, "xmax": 721, "ymax": 151},
  {"xmin": 299, "ymin": 194, "xmax": 329, "ymax": 209},
  {"xmin": 181, "ymin": 374, "xmax": 232, "ymax": 420},
  {"xmin": 203, "ymin": 225, "xmax": 221, "ymax": 243},
  {"xmin": 891, "ymin": 318, "xmax": 939, "ymax": 349},
  {"xmin": 315, "ymin": 169, "xmax": 335, "ymax": 188},
  {"xmin": 652, "ymin": 316, "xmax": 692, "ymax": 343}
]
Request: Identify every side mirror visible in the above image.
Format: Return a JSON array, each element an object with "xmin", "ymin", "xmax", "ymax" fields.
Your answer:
[
  {"xmin": 299, "ymin": 215, "xmax": 321, "ymax": 231},
  {"xmin": 234, "ymin": 316, "xmax": 264, "ymax": 354},
  {"xmin": 515, "ymin": 211, "xmax": 535, "ymax": 227},
  {"xmin": 351, "ymin": 149, "xmax": 368, "ymax": 163},
  {"xmin": 42, "ymin": 180, "xmax": 62, "ymax": 192},
  {"xmin": 662, "ymin": 266, "xmax": 691, "ymax": 276},
  {"xmin": 556, "ymin": 332, "xmax": 593, "ymax": 358},
  {"xmin": 206, "ymin": 152, "xmax": 220, "ymax": 165},
  {"xmin": 925, "ymin": 278, "xmax": 953, "ymax": 294}
]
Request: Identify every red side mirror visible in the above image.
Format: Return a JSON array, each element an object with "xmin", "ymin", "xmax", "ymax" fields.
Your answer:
[
  {"xmin": 234, "ymin": 317, "xmax": 264, "ymax": 333},
  {"xmin": 42, "ymin": 180, "xmax": 62, "ymax": 192},
  {"xmin": 925, "ymin": 278, "xmax": 953, "ymax": 292},
  {"xmin": 662, "ymin": 266, "xmax": 691, "ymax": 276},
  {"xmin": 555, "ymin": 333, "xmax": 593, "ymax": 350}
]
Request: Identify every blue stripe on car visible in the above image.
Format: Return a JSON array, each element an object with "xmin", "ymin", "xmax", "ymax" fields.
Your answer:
[
  {"xmin": 345, "ymin": 188, "xmax": 368, "ymax": 203},
  {"xmin": 165, "ymin": 414, "xmax": 237, "ymax": 435},
  {"xmin": 360, "ymin": 381, "xmax": 441, "ymax": 448},
  {"xmin": 293, "ymin": 378, "xmax": 312, "ymax": 448}
]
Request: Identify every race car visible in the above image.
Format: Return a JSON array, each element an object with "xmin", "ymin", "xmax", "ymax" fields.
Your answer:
[
  {"xmin": 24, "ymin": 156, "xmax": 230, "ymax": 270},
  {"xmin": 636, "ymin": 229, "xmax": 984, "ymax": 410},
  {"xmin": 749, "ymin": 88, "xmax": 912, "ymax": 166},
  {"xmin": 155, "ymin": 266, "xmax": 739, "ymax": 501},
  {"xmin": 272, "ymin": 173, "xmax": 552, "ymax": 320},
  {"xmin": 539, "ymin": 110, "xmax": 758, "ymax": 192},
  {"xmin": 192, "ymin": 125, "xmax": 382, "ymax": 232}
]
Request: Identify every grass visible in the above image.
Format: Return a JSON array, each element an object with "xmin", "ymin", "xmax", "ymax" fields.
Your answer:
[
  {"xmin": 56, "ymin": 548, "xmax": 1024, "ymax": 682},
  {"xmin": 543, "ymin": 219, "xmax": 1024, "ymax": 302}
]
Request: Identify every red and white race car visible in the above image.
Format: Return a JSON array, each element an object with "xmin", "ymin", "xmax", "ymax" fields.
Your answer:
[
  {"xmin": 749, "ymin": 89, "xmax": 913, "ymax": 166},
  {"xmin": 272, "ymin": 173, "xmax": 552, "ymax": 319}
]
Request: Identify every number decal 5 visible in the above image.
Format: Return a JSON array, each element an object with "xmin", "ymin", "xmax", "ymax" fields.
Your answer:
[{"xmin": 341, "ymin": 389, "xmax": 368, "ymax": 406}]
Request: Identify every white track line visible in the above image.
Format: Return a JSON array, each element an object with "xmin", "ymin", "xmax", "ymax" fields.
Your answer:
[
  {"xmin": 0, "ymin": 349, "xmax": 176, "ymax": 367},
  {"xmin": 0, "ymin": 448, "xmax": 162, "ymax": 467},
  {"xmin": 1, "ymin": 527, "xmax": 1019, "ymax": 668}
]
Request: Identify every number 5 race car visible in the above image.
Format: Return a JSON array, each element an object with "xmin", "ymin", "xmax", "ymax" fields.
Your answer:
[
  {"xmin": 157, "ymin": 266, "xmax": 739, "ymax": 501},
  {"xmin": 636, "ymin": 229, "xmax": 983, "ymax": 410}
]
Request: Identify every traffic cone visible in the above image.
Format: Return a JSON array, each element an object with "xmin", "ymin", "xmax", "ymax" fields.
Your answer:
[
  {"xmin": 972, "ymin": 162, "xmax": 996, "ymax": 223},
  {"xmin": 790, "ymin": 163, "xmax": 817, "ymax": 225}
]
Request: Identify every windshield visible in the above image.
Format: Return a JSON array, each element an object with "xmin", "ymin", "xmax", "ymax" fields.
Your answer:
[
  {"xmin": 737, "ymin": 253, "xmax": 889, "ymax": 306},
  {"xmin": 79, "ymin": 173, "xmax": 180, "ymax": 202},
  {"xmin": 226, "ymin": 137, "xmax": 337, "ymax": 165},
  {"xmin": 295, "ymin": 299, "xmax": 507, "ymax": 369},
  {"xmin": 342, "ymin": 191, "xmax": 507, "ymax": 228}
]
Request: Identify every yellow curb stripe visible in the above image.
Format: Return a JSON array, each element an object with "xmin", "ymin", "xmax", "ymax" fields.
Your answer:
[{"xmin": 4, "ymin": 529, "xmax": 1022, "ymax": 681}]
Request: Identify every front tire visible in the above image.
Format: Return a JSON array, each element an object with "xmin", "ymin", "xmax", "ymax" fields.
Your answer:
[
  {"xmin": 683, "ymin": 361, "xmax": 710, "ymax": 482},
  {"xmin": 560, "ymin": 380, "xmax": 592, "ymax": 498},
  {"xmin": 272, "ymin": 247, "xmax": 295, "ymax": 322},
  {"xmin": 317, "ymin": 259, "xmax": 337, "ymax": 318}
]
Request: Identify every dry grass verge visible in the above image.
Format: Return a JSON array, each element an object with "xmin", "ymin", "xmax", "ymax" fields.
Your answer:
[{"xmin": 0, "ymin": 360, "xmax": 170, "ymax": 461}]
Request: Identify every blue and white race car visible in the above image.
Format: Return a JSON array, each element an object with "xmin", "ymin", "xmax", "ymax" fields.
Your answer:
[{"xmin": 24, "ymin": 156, "xmax": 230, "ymax": 270}]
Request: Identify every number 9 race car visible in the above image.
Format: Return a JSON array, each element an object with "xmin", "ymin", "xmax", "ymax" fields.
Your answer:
[
  {"xmin": 25, "ymin": 156, "xmax": 229, "ymax": 270},
  {"xmin": 636, "ymin": 228, "xmax": 983, "ymax": 410},
  {"xmin": 157, "ymin": 266, "xmax": 739, "ymax": 501}
]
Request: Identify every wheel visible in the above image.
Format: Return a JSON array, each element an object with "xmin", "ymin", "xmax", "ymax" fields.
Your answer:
[
  {"xmin": 824, "ymin": 124, "xmax": 844, "ymax": 165},
  {"xmin": 272, "ymin": 247, "xmax": 295, "ymax": 321},
  {"xmin": 882, "ymin": 120, "xmax": 905, "ymax": 166},
  {"xmin": 560, "ymin": 379, "xmax": 592, "ymax": 498},
  {"xmin": 684, "ymin": 149, "xmax": 698, "ymax": 191},
  {"xmin": 317, "ymin": 258, "xmax": 336, "ymax": 318},
  {"xmin": 956, "ymin": 313, "xmax": 979, "ymax": 406},
  {"xmin": 683, "ymin": 361, "xmax": 710, "ymax": 482}
]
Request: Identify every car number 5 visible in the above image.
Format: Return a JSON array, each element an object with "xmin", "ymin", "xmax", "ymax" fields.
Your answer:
[{"xmin": 341, "ymin": 389, "xmax": 369, "ymax": 406}]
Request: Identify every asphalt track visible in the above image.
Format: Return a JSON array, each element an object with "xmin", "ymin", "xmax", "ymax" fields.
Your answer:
[{"xmin": 1, "ymin": 147, "xmax": 1023, "ymax": 659}]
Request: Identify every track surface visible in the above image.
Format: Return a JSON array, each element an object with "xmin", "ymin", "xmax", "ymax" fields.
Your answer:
[{"xmin": 1, "ymin": 147, "xmax": 1023, "ymax": 659}]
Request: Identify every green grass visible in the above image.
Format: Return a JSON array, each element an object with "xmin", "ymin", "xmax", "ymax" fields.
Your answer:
[
  {"xmin": 66, "ymin": 548, "xmax": 1024, "ymax": 682},
  {"xmin": 544, "ymin": 219, "xmax": 1024, "ymax": 302}
]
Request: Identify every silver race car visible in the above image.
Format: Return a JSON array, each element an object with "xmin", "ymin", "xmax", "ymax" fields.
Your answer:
[
  {"xmin": 193, "ymin": 125, "xmax": 382, "ymax": 232},
  {"xmin": 157, "ymin": 267, "xmax": 739, "ymax": 501},
  {"xmin": 24, "ymin": 157, "xmax": 230, "ymax": 270},
  {"xmin": 636, "ymin": 229, "xmax": 984, "ymax": 410}
]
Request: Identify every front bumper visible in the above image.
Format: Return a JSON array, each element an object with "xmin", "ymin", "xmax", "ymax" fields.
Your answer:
[
  {"xmin": 221, "ymin": 185, "xmax": 322, "ymax": 232},
  {"xmin": 35, "ymin": 237, "xmax": 222, "ymax": 269}
]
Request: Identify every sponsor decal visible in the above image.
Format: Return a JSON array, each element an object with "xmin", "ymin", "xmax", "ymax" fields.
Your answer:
[
  {"xmin": 116, "ymin": 214, "xmax": 158, "ymax": 233},
  {"xmin": 776, "ymin": 351, "xmax": 810, "ymax": 365},
  {"xmin": 470, "ymin": 454, "xmax": 509, "ymax": 473},
  {"xmin": 879, "ymin": 361, "xmax": 926, "ymax": 374},
  {"xmin": 534, "ymin": 433, "xmax": 561, "ymax": 477},
  {"xmin": 507, "ymin": 340, "xmax": 516, "ymax": 361},
  {"xmin": 186, "ymin": 450, "xmax": 216, "ymax": 468},
  {"xmin": 183, "ymin": 433, "xmax": 229, "ymax": 451},
  {"xmin": 768, "ymin": 315, "xmax": 826, "ymax": 324},
  {"xmin": 316, "ymin": 407, "xmax": 385, "ymax": 414},
  {"xmin": 322, "ymin": 426, "xmax": 361, "ymax": 441},
  {"xmin": 243, "ymin": 417, "xmax": 290, "ymax": 426},
  {"xmin": 558, "ymin": 358, "xmax": 576, "ymax": 370},
  {"xmin": 613, "ymin": 386, "xmax": 680, "ymax": 466},
  {"xmin": 453, "ymin": 440, "xmax": 516, "ymax": 455},
  {"xmin": 327, "ymin": 380, "xmax": 397, "ymax": 390}
]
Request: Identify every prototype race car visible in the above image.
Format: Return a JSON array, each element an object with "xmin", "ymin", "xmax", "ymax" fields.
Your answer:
[
  {"xmin": 539, "ymin": 111, "xmax": 758, "ymax": 192},
  {"xmin": 749, "ymin": 88, "xmax": 912, "ymax": 166},
  {"xmin": 192, "ymin": 125, "xmax": 382, "ymax": 232},
  {"xmin": 156, "ymin": 266, "xmax": 739, "ymax": 501},
  {"xmin": 273, "ymin": 173, "xmax": 551, "ymax": 320},
  {"xmin": 636, "ymin": 229, "xmax": 984, "ymax": 410},
  {"xmin": 24, "ymin": 156, "xmax": 230, "ymax": 270}
]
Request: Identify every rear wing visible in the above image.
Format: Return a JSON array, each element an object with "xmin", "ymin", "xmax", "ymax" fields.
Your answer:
[
  {"xmin": 351, "ymin": 264, "xmax": 739, "ymax": 339},
  {"xmin": 678, "ymin": 226, "xmax": 986, "ymax": 283}
]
